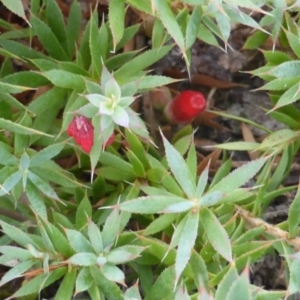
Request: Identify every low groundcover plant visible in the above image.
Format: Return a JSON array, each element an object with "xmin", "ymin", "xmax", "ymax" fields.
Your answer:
[{"xmin": 1, "ymin": 1, "xmax": 300, "ymax": 300}]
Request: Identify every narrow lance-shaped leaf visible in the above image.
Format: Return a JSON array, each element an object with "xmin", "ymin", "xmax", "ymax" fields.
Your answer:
[
  {"xmin": 200, "ymin": 207, "xmax": 232, "ymax": 262},
  {"xmin": 89, "ymin": 10, "xmax": 102, "ymax": 78},
  {"xmin": 185, "ymin": 6, "xmax": 202, "ymax": 50},
  {"xmin": 102, "ymin": 205, "xmax": 121, "ymax": 248},
  {"xmin": 88, "ymin": 219, "xmax": 103, "ymax": 254},
  {"xmin": 67, "ymin": 252, "xmax": 97, "ymax": 266},
  {"xmin": 224, "ymin": 268, "xmax": 252, "ymax": 300},
  {"xmin": 210, "ymin": 156, "xmax": 268, "ymax": 194},
  {"xmin": 161, "ymin": 130, "xmax": 196, "ymax": 199},
  {"xmin": 106, "ymin": 245, "xmax": 145, "ymax": 264},
  {"xmin": 144, "ymin": 266, "xmax": 176, "ymax": 300},
  {"xmin": 66, "ymin": 0, "xmax": 82, "ymax": 56},
  {"xmin": 153, "ymin": 0, "xmax": 185, "ymax": 55},
  {"xmin": 1, "ymin": 0, "xmax": 30, "ymax": 25},
  {"xmin": 0, "ymin": 260, "xmax": 37, "ymax": 286},
  {"xmin": 175, "ymin": 212, "xmax": 199, "ymax": 286},
  {"xmin": 288, "ymin": 181, "xmax": 300, "ymax": 238},
  {"xmin": 0, "ymin": 220, "xmax": 37, "ymax": 248},
  {"xmin": 8, "ymin": 267, "xmax": 67, "ymax": 299},
  {"xmin": 54, "ymin": 268, "xmax": 77, "ymax": 300},
  {"xmin": 45, "ymin": 0, "xmax": 69, "ymax": 57},
  {"xmin": 76, "ymin": 193, "xmax": 92, "ymax": 230},
  {"xmin": 119, "ymin": 195, "xmax": 187, "ymax": 214},
  {"xmin": 215, "ymin": 263, "xmax": 238, "ymax": 300},
  {"xmin": 26, "ymin": 181, "xmax": 47, "ymax": 220},
  {"xmin": 0, "ymin": 117, "xmax": 52, "ymax": 136},
  {"xmin": 64, "ymin": 228, "xmax": 94, "ymax": 253},
  {"xmin": 30, "ymin": 142, "xmax": 66, "ymax": 167},
  {"xmin": 0, "ymin": 82, "xmax": 34, "ymax": 94},
  {"xmin": 109, "ymin": 0, "xmax": 125, "ymax": 52},
  {"xmin": 30, "ymin": 15, "xmax": 69, "ymax": 61},
  {"xmin": 75, "ymin": 267, "xmax": 93, "ymax": 295},
  {"xmin": 27, "ymin": 171, "xmax": 61, "ymax": 203},
  {"xmin": 196, "ymin": 162, "xmax": 209, "ymax": 198},
  {"xmin": 0, "ymin": 171, "xmax": 22, "ymax": 196}
]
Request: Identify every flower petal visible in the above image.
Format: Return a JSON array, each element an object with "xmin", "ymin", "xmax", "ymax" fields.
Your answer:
[
  {"xmin": 105, "ymin": 77, "xmax": 121, "ymax": 102},
  {"xmin": 84, "ymin": 94, "xmax": 107, "ymax": 107},
  {"xmin": 112, "ymin": 106, "xmax": 129, "ymax": 128},
  {"xmin": 99, "ymin": 102, "xmax": 114, "ymax": 115},
  {"xmin": 118, "ymin": 96, "xmax": 136, "ymax": 108}
]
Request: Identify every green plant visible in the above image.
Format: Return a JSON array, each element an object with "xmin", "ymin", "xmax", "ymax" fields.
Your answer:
[{"xmin": 1, "ymin": 0, "xmax": 300, "ymax": 299}]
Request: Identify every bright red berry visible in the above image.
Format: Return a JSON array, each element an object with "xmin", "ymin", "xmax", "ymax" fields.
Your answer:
[
  {"xmin": 164, "ymin": 90, "xmax": 206, "ymax": 124},
  {"xmin": 67, "ymin": 116, "xmax": 94, "ymax": 153}
]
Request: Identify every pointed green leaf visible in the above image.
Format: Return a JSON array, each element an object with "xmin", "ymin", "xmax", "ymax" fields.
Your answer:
[
  {"xmin": 0, "ymin": 117, "xmax": 52, "ymax": 136},
  {"xmin": 106, "ymin": 245, "xmax": 145, "ymax": 264},
  {"xmin": 68, "ymin": 253, "xmax": 97, "ymax": 266},
  {"xmin": 0, "ymin": 171, "xmax": 22, "ymax": 196},
  {"xmin": 274, "ymin": 82, "xmax": 300, "ymax": 109},
  {"xmin": 30, "ymin": 142, "xmax": 66, "ymax": 167},
  {"xmin": 102, "ymin": 264, "xmax": 125, "ymax": 285},
  {"xmin": 88, "ymin": 219, "xmax": 103, "ymax": 254},
  {"xmin": 190, "ymin": 249, "xmax": 209, "ymax": 291},
  {"xmin": 185, "ymin": 6, "xmax": 201, "ymax": 50},
  {"xmin": 64, "ymin": 229, "xmax": 94, "ymax": 253},
  {"xmin": 41, "ymin": 219, "xmax": 74, "ymax": 258},
  {"xmin": 89, "ymin": 11, "xmax": 102, "ymax": 78},
  {"xmin": 54, "ymin": 268, "xmax": 77, "ymax": 300},
  {"xmin": 114, "ymin": 45, "xmax": 173, "ymax": 83},
  {"xmin": 124, "ymin": 283, "xmax": 142, "ymax": 300},
  {"xmin": 175, "ymin": 212, "xmax": 199, "ymax": 284},
  {"xmin": 0, "ymin": 259, "xmax": 36, "ymax": 286},
  {"xmin": 1, "ymin": 0, "xmax": 29, "ymax": 24},
  {"xmin": 210, "ymin": 157, "xmax": 268, "ymax": 194},
  {"xmin": 102, "ymin": 206, "xmax": 120, "ymax": 248},
  {"xmin": 28, "ymin": 171, "xmax": 60, "ymax": 201},
  {"xmin": 200, "ymin": 207, "xmax": 232, "ymax": 262},
  {"xmin": 144, "ymin": 266, "xmax": 176, "ymax": 300},
  {"xmin": 0, "ymin": 246, "xmax": 32, "ymax": 262},
  {"xmin": 153, "ymin": 0, "xmax": 185, "ymax": 54},
  {"xmin": 225, "ymin": 269, "xmax": 251, "ymax": 300},
  {"xmin": 90, "ymin": 265, "xmax": 123, "ymax": 299},
  {"xmin": 288, "ymin": 182, "xmax": 300, "ymax": 238},
  {"xmin": 215, "ymin": 264, "xmax": 238, "ymax": 300},
  {"xmin": 41, "ymin": 70, "xmax": 85, "ymax": 90},
  {"xmin": 196, "ymin": 163, "xmax": 209, "ymax": 198},
  {"xmin": 75, "ymin": 267, "xmax": 93, "ymax": 295},
  {"xmin": 143, "ymin": 213, "xmax": 177, "ymax": 236},
  {"xmin": 45, "ymin": 0, "xmax": 69, "ymax": 57},
  {"xmin": 137, "ymin": 75, "xmax": 179, "ymax": 90},
  {"xmin": 0, "ymin": 220, "xmax": 37, "ymax": 248},
  {"xmin": 76, "ymin": 194, "xmax": 92, "ymax": 230},
  {"xmin": 26, "ymin": 181, "xmax": 47, "ymax": 220},
  {"xmin": 199, "ymin": 191, "xmax": 224, "ymax": 207},
  {"xmin": 66, "ymin": 0, "xmax": 82, "ymax": 56},
  {"xmin": 31, "ymin": 15, "xmax": 68, "ymax": 61},
  {"xmin": 163, "ymin": 201, "xmax": 194, "ymax": 213},
  {"xmin": 120, "ymin": 195, "xmax": 187, "ymax": 214},
  {"xmin": 9, "ymin": 267, "xmax": 66, "ymax": 299},
  {"xmin": 162, "ymin": 132, "xmax": 196, "ymax": 199},
  {"xmin": 109, "ymin": 0, "xmax": 125, "ymax": 52},
  {"xmin": 269, "ymin": 61, "xmax": 300, "ymax": 78}
]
